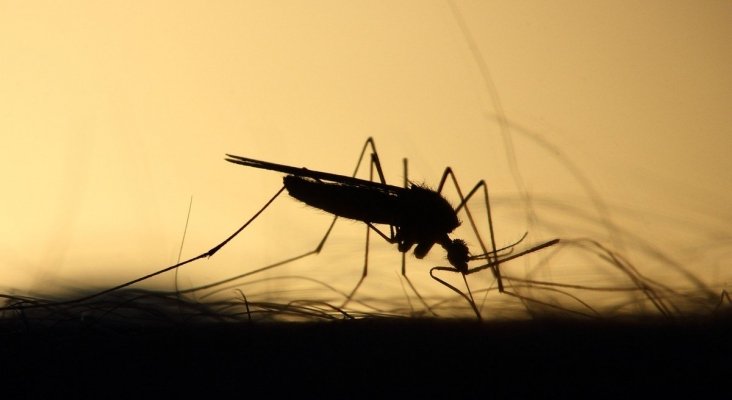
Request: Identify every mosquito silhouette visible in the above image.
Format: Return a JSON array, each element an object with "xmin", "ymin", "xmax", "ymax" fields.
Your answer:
[
  {"xmin": 219, "ymin": 138, "xmax": 558, "ymax": 317},
  {"xmin": 0, "ymin": 138, "xmax": 557, "ymax": 319}
]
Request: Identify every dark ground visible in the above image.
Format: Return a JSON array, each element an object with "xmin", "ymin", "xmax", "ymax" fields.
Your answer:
[{"xmin": 1, "ymin": 313, "xmax": 729, "ymax": 399}]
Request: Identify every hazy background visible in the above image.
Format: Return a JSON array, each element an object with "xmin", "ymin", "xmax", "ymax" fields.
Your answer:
[{"xmin": 1, "ymin": 1, "xmax": 730, "ymax": 317}]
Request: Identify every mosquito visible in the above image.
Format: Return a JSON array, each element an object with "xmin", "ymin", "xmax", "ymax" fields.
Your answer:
[
  {"xmin": 0, "ymin": 137, "xmax": 558, "ymax": 319},
  {"xmin": 222, "ymin": 137, "xmax": 559, "ymax": 318}
]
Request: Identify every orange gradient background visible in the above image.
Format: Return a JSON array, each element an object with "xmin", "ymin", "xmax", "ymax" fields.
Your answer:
[{"xmin": 1, "ymin": 1, "xmax": 730, "ymax": 317}]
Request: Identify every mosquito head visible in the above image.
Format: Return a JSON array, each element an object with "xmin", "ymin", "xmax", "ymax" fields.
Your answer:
[{"xmin": 443, "ymin": 238, "xmax": 469, "ymax": 273}]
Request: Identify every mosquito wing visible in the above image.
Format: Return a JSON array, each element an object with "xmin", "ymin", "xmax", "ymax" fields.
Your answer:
[
  {"xmin": 225, "ymin": 154, "xmax": 405, "ymax": 192},
  {"xmin": 225, "ymin": 153, "xmax": 417, "ymax": 227}
]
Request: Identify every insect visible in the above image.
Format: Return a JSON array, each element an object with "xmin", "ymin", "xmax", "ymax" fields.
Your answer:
[
  {"xmin": 222, "ymin": 138, "xmax": 559, "ymax": 318},
  {"xmin": 226, "ymin": 146, "xmax": 470, "ymax": 273}
]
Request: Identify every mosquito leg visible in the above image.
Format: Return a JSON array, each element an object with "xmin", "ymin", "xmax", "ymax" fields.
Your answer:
[
  {"xmin": 431, "ymin": 266, "xmax": 482, "ymax": 320},
  {"xmin": 341, "ymin": 145, "xmax": 389, "ymax": 308},
  {"xmin": 344, "ymin": 150, "xmax": 436, "ymax": 316},
  {"xmin": 434, "ymin": 168, "xmax": 564, "ymax": 318},
  {"xmin": 352, "ymin": 137, "xmax": 386, "ymax": 183},
  {"xmin": 397, "ymin": 157, "xmax": 437, "ymax": 316},
  {"xmin": 206, "ymin": 187, "xmax": 286, "ymax": 257},
  {"xmin": 0, "ymin": 186, "xmax": 289, "ymax": 313},
  {"xmin": 437, "ymin": 168, "xmax": 503, "ymax": 292},
  {"xmin": 299, "ymin": 138, "xmax": 385, "ymax": 258},
  {"xmin": 283, "ymin": 137, "xmax": 388, "ymax": 263},
  {"xmin": 428, "ymin": 168, "xmax": 502, "ymax": 318}
]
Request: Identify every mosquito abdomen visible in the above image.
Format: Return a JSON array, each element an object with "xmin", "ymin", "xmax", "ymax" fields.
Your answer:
[{"xmin": 283, "ymin": 175, "xmax": 400, "ymax": 225}]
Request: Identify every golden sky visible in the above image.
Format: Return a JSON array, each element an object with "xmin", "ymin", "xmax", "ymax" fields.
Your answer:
[{"xmin": 1, "ymin": 1, "xmax": 730, "ymax": 316}]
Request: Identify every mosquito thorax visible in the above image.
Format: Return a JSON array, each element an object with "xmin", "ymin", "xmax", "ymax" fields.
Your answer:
[{"xmin": 405, "ymin": 184, "xmax": 461, "ymax": 233}]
